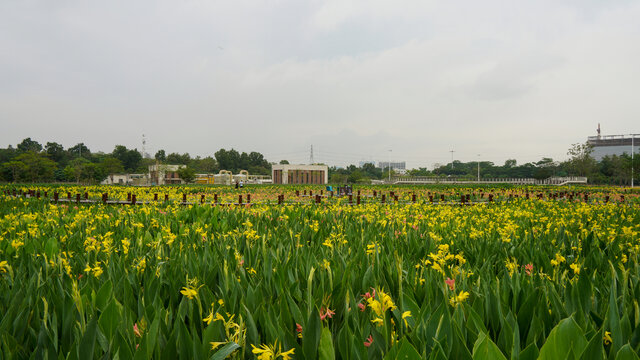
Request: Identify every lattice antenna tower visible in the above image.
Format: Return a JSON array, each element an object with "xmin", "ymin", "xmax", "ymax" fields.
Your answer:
[
  {"xmin": 142, "ymin": 134, "xmax": 147, "ymax": 158},
  {"xmin": 449, "ymin": 150, "xmax": 455, "ymax": 169},
  {"xmin": 310, "ymin": 145, "xmax": 314, "ymax": 164}
]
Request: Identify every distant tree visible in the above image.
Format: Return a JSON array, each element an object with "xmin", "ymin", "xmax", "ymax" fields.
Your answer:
[
  {"xmin": 177, "ymin": 166, "xmax": 196, "ymax": 183},
  {"xmin": 112, "ymin": 145, "xmax": 143, "ymax": 172},
  {"xmin": 45, "ymin": 142, "xmax": 66, "ymax": 163},
  {"xmin": 81, "ymin": 162, "xmax": 102, "ymax": 183},
  {"xmin": 330, "ymin": 173, "xmax": 348, "ymax": 183},
  {"xmin": 12, "ymin": 151, "xmax": 56, "ymax": 182},
  {"xmin": 68, "ymin": 143, "xmax": 91, "ymax": 159},
  {"xmin": 408, "ymin": 167, "xmax": 430, "ymax": 176},
  {"xmin": 215, "ymin": 149, "xmax": 241, "ymax": 172},
  {"xmin": 2, "ymin": 160, "xmax": 26, "ymax": 182},
  {"xmin": 166, "ymin": 152, "xmax": 191, "ymax": 165},
  {"xmin": 17, "ymin": 138, "xmax": 42, "ymax": 153},
  {"xmin": 533, "ymin": 158, "xmax": 557, "ymax": 180},
  {"xmin": 361, "ymin": 163, "xmax": 383, "ymax": 179},
  {"xmin": 504, "ymin": 159, "xmax": 517, "ymax": 168},
  {"xmin": 190, "ymin": 156, "xmax": 217, "ymax": 173},
  {"xmin": 155, "ymin": 149, "xmax": 166, "ymax": 162},
  {"xmin": 347, "ymin": 169, "xmax": 364, "ymax": 183},
  {"xmin": 0, "ymin": 146, "xmax": 16, "ymax": 165},
  {"xmin": 279, "ymin": 160, "xmax": 289, "ymax": 164},
  {"xmin": 64, "ymin": 158, "xmax": 88, "ymax": 183},
  {"xmin": 566, "ymin": 142, "xmax": 597, "ymax": 177},
  {"xmin": 100, "ymin": 157, "xmax": 125, "ymax": 182}
]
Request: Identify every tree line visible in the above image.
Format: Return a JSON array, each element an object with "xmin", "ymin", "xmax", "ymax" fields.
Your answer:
[
  {"xmin": 329, "ymin": 143, "xmax": 639, "ymax": 185},
  {"xmin": 0, "ymin": 138, "xmax": 271, "ymax": 183},
  {"xmin": 1, "ymin": 139, "xmax": 637, "ymax": 184}
]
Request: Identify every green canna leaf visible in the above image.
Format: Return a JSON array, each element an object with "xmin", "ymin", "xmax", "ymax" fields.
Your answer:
[
  {"xmin": 319, "ymin": 327, "xmax": 335, "ymax": 360},
  {"xmin": 538, "ymin": 317, "xmax": 587, "ymax": 360},
  {"xmin": 472, "ymin": 332, "xmax": 507, "ymax": 360}
]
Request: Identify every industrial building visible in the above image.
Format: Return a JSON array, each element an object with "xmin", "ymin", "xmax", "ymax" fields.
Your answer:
[
  {"xmin": 272, "ymin": 164, "xmax": 328, "ymax": 184},
  {"xmin": 587, "ymin": 125, "xmax": 639, "ymax": 161},
  {"xmin": 148, "ymin": 164, "xmax": 185, "ymax": 185}
]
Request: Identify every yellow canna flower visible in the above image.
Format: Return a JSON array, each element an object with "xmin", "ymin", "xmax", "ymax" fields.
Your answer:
[
  {"xmin": 251, "ymin": 343, "xmax": 275, "ymax": 360},
  {"xmin": 570, "ymin": 263, "xmax": 580, "ymax": 275},
  {"xmin": 280, "ymin": 348, "xmax": 295, "ymax": 360},
  {"xmin": 604, "ymin": 331, "xmax": 612, "ymax": 345},
  {"xmin": 203, "ymin": 311, "xmax": 214, "ymax": 325},
  {"xmin": 210, "ymin": 341, "xmax": 226, "ymax": 350},
  {"xmin": 402, "ymin": 311, "xmax": 412, "ymax": 327},
  {"xmin": 0, "ymin": 260, "xmax": 9, "ymax": 273},
  {"xmin": 180, "ymin": 286, "xmax": 198, "ymax": 299},
  {"xmin": 449, "ymin": 291, "xmax": 470, "ymax": 307}
]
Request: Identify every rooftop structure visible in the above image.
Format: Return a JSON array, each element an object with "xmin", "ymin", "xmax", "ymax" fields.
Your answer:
[{"xmin": 587, "ymin": 125, "xmax": 639, "ymax": 161}]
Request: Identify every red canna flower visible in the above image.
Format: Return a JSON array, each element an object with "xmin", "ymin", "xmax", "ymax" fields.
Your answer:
[
  {"xmin": 524, "ymin": 263, "xmax": 533, "ymax": 276},
  {"xmin": 364, "ymin": 335, "xmax": 373, "ymax": 347},
  {"xmin": 445, "ymin": 277, "xmax": 455, "ymax": 291},
  {"xmin": 320, "ymin": 307, "xmax": 335, "ymax": 320},
  {"xmin": 133, "ymin": 323, "xmax": 142, "ymax": 338}
]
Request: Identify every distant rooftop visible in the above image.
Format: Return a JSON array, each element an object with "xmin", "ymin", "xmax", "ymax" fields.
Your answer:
[{"xmin": 588, "ymin": 134, "xmax": 639, "ymax": 146}]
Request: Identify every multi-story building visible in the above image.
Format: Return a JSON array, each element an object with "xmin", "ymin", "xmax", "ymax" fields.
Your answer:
[
  {"xmin": 587, "ymin": 134, "xmax": 639, "ymax": 161},
  {"xmin": 148, "ymin": 164, "xmax": 184, "ymax": 185},
  {"xmin": 377, "ymin": 161, "xmax": 406, "ymax": 171},
  {"xmin": 272, "ymin": 164, "xmax": 328, "ymax": 184}
]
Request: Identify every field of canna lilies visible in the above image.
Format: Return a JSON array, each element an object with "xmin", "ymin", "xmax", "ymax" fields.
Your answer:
[{"xmin": 1, "ymin": 184, "xmax": 639, "ymax": 359}]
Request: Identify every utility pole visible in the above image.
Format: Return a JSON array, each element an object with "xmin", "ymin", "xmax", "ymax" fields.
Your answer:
[
  {"xmin": 310, "ymin": 145, "xmax": 314, "ymax": 164},
  {"xmin": 388, "ymin": 149, "xmax": 392, "ymax": 182},
  {"xmin": 449, "ymin": 150, "xmax": 455, "ymax": 169},
  {"xmin": 632, "ymin": 134, "xmax": 637, "ymax": 188}
]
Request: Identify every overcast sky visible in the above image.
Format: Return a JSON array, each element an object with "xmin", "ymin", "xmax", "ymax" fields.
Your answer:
[{"xmin": 1, "ymin": 0, "xmax": 639, "ymax": 168}]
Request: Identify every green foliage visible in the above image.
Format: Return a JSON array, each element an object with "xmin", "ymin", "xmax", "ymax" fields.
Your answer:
[
  {"xmin": 0, "ymin": 183, "xmax": 639, "ymax": 359},
  {"xmin": 177, "ymin": 166, "xmax": 196, "ymax": 183}
]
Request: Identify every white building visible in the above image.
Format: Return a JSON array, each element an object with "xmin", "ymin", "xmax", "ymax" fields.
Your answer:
[
  {"xmin": 272, "ymin": 164, "xmax": 329, "ymax": 184},
  {"xmin": 378, "ymin": 161, "xmax": 406, "ymax": 171},
  {"xmin": 101, "ymin": 173, "xmax": 148, "ymax": 186},
  {"xmin": 149, "ymin": 164, "xmax": 185, "ymax": 185}
]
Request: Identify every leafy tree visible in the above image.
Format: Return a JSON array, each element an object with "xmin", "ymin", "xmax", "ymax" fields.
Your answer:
[
  {"xmin": 215, "ymin": 149, "xmax": 241, "ymax": 172},
  {"xmin": 112, "ymin": 145, "xmax": 143, "ymax": 172},
  {"xmin": 177, "ymin": 166, "xmax": 196, "ymax": 183},
  {"xmin": 166, "ymin": 152, "xmax": 191, "ymax": 165},
  {"xmin": 189, "ymin": 156, "xmax": 217, "ymax": 173},
  {"xmin": 17, "ymin": 138, "xmax": 42, "ymax": 153},
  {"xmin": 566, "ymin": 142, "xmax": 597, "ymax": 177},
  {"xmin": 12, "ymin": 151, "xmax": 56, "ymax": 182},
  {"xmin": 2, "ymin": 160, "xmax": 26, "ymax": 182},
  {"xmin": 409, "ymin": 167, "xmax": 430, "ymax": 176},
  {"xmin": 45, "ymin": 142, "xmax": 66, "ymax": 163},
  {"xmin": 100, "ymin": 157, "xmax": 125, "ymax": 183},
  {"xmin": 279, "ymin": 160, "xmax": 290, "ymax": 164},
  {"xmin": 68, "ymin": 143, "xmax": 91, "ymax": 159},
  {"xmin": 155, "ymin": 150, "xmax": 166, "ymax": 162},
  {"xmin": 64, "ymin": 158, "xmax": 89, "ymax": 183},
  {"xmin": 361, "ymin": 163, "xmax": 383, "ymax": 179}
]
